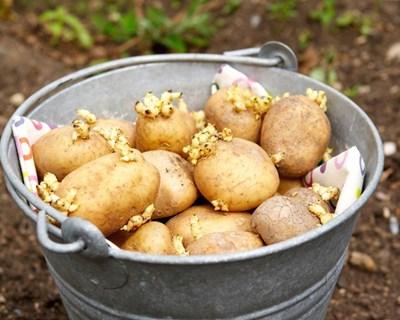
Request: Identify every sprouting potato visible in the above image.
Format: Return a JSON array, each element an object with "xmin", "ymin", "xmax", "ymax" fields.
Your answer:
[
  {"xmin": 184, "ymin": 124, "xmax": 279, "ymax": 212},
  {"xmin": 204, "ymin": 86, "xmax": 271, "ymax": 143},
  {"xmin": 142, "ymin": 150, "xmax": 198, "ymax": 219},
  {"xmin": 33, "ymin": 120, "xmax": 111, "ymax": 181},
  {"xmin": 134, "ymin": 91, "xmax": 197, "ymax": 156},
  {"xmin": 165, "ymin": 204, "xmax": 253, "ymax": 247},
  {"xmin": 38, "ymin": 129, "xmax": 160, "ymax": 237},
  {"xmin": 121, "ymin": 221, "xmax": 175, "ymax": 255},
  {"xmin": 186, "ymin": 231, "xmax": 264, "ymax": 255},
  {"xmin": 251, "ymin": 195, "xmax": 320, "ymax": 245},
  {"xmin": 284, "ymin": 187, "xmax": 332, "ymax": 213},
  {"xmin": 260, "ymin": 95, "xmax": 331, "ymax": 178}
]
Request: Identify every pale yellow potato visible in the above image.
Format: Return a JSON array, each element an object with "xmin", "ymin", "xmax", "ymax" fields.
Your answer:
[
  {"xmin": 204, "ymin": 86, "xmax": 263, "ymax": 143},
  {"xmin": 142, "ymin": 150, "xmax": 198, "ymax": 219},
  {"xmin": 194, "ymin": 138, "xmax": 279, "ymax": 211},
  {"xmin": 251, "ymin": 195, "xmax": 320, "ymax": 245},
  {"xmin": 187, "ymin": 231, "xmax": 264, "ymax": 255},
  {"xmin": 121, "ymin": 222, "xmax": 175, "ymax": 255},
  {"xmin": 55, "ymin": 152, "xmax": 160, "ymax": 237},
  {"xmin": 277, "ymin": 177, "xmax": 304, "ymax": 195},
  {"xmin": 165, "ymin": 204, "xmax": 253, "ymax": 247},
  {"xmin": 260, "ymin": 95, "xmax": 331, "ymax": 178},
  {"xmin": 33, "ymin": 126, "xmax": 111, "ymax": 181},
  {"xmin": 135, "ymin": 109, "xmax": 196, "ymax": 157},
  {"xmin": 94, "ymin": 118, "xmax": 136, "ymax": 147}
]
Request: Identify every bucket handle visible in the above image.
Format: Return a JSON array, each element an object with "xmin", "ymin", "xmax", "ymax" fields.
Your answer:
[
  {"xmin": 223, "ymin": 41, "xmax": 298, "ymax": 72},
  {"xmin": 37, "ymin": 210, "xmax": 109, "ymax": 258}
]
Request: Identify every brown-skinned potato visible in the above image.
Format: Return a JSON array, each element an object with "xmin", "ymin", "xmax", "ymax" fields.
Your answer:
[
  {"xmin": 260, "ymin": 95, "xmax": 331, "ymax": 178},
  {"xmin": 194, "ymin": 138, "xmax": 279, "ymax": 211},
  {"xmin": 285, "ymin": 187, "xmax": 332, "ymax": 213},
  {"xmin": 251, "ymin": 195, "xmax": 320, "ymax": 245},
  {"xmin": 121, "ymin": 222, "xmax": 175, "ymax": 255},
  {"xmin": 165, "ymin": 204, "xmax": 253, "ymax": 247},
  {"xmin": 204, "ymin": 86, "xmax": 266, "ymax": 143},
  {"xmin": 55, "ymin": 151, "xmax": 160, "ymax": 237},
  {"xmin": 187, "ymin": 231, "xmax": 264, "ymax": 255},
  {"xmin": 142, "ymin": 150, "xmax": 198, "ymax": 219},
  {"xmin": 277, "ymin": 177, "xmax": 304, "ymax": 195},
  {"xmin": 33, "ymin": 126, "xmax": 111, "ymax": 181},
  {"xmin": 135, "ymin": 108, "xmax": 196, "ymax": 157}
]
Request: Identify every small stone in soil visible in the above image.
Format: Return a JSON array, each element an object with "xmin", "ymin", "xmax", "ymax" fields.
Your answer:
[
  {"xmin": 349, "ymin": 251, "xmax": 378, "ymax": 273},
  {"xmin": 383, "ymin": 141, "xmax": 397, "ymax": 156},
  {"xmin": 9, "ymin": 92, "xmax": 25, "ymax": 107}
]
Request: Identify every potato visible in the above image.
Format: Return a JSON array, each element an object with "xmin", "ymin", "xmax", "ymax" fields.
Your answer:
[
  {"xmin": 166, "ymin": 204, "xmax": 253, "ymax": 247},
  {"xmin": 260, "ymin": 95, "xmax": 331, "ymax": 178},
  {"xmin": 142, "ymin": 150, "xmax": 198, "ymax": 219},
  {"xmin": 33, "ymin": 125, "xmax": 111, "ymax": 181},
  {"xmin": 277, "ymin": 177, "xmax": 304, "ymax": 195},
  {"xmin": 204, "ymin": 86, "xmax": 270, "ymax": 143},
  {"xmin": 193, "ymin": 137, "xmax": 279, "ymax": 211},
  {"xmin": 55, "ymin": 151, "xmax": 160, "ymax": 236},
  {"xmin": 251, "ymin": 195, "xmax": 320, "ymax": 245},
  {"xmin": 187, "ymin": 231, "xmax": 264, "ymax": 255},
  {"xmin": 285, "ymin": 187, "xmax": 332, "ymax": 213},
  {"xmin": 121, "ymin": 222, "xmax": 175, "ymax": 255},
  {"xmin": 94, "ymin": 118, "xmax": 136, "ymax": 147},
  {"xmin": 134, "ymin": 91, "xmax": 196, "ymax": 156}
]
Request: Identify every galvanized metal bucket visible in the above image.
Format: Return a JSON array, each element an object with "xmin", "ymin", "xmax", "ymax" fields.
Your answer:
[{"xmin": 0, "ymin": 42, "xmax": 384, "ymax": 320}]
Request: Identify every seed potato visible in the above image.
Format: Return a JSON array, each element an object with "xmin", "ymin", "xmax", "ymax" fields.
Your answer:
[
  {"xmin": 194, "ymin": 137, "xmax": 279, "ymax": 211},
  {"xmin": 260, "ymin": 95, "xmax": 331, "ymax": 178},
  {"xmin": 187, "ymin": 231, "xmax": 264, "ymax": 255},
  {"xmin": 121, "ymin": 222, "xmax": 175, "ymax": 255},
  {"xmin": 142, "ymin": 150, "xmax": 198, "ymax": 219},
  {"xmin": 55, "ymin": 151, "xmax": 160, "ymax": 236},
  {"xmin": 33, "ymin": 126, "xmax": 111, "ymax": 181},
  {"xmin": 204, "ymin": 86, "xmax": 269, "ymax": 143},
  {"xmin": 285, "ymin": 187, "xmax": 332, "ymax": 213},
  {"xmin": 165, "ymin": 204, "xmax": 253, "ymax": 247},
  {"xmin": 251, "ymin": 195, "xmax": 320, "ymax": 245},
  {"xmin": 277, "ymin": 177, "xmax": 304, "ymax": 195},
  {"xmin": 134, "ymin": 92, "xmax": 196, "ymax": 156}
]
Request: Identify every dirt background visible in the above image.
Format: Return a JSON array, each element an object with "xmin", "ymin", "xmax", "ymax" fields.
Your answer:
[{"xmin": 1, "ymin": 0, "xmax": 399, "ymax": 319}]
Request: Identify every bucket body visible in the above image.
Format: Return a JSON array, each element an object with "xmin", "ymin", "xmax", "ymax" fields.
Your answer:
[{"xmin": 1, "ymin": 54, "xmax": 383, "ymax": 320}]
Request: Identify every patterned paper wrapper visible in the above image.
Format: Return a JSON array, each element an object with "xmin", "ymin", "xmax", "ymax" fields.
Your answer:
[
  {"xmin": 12, "ymin": 64, "xmax": 365, "ymax": 217},
  {"xmin": 12, "ymin": 116, "xmax": 58, "ymax": 197}
]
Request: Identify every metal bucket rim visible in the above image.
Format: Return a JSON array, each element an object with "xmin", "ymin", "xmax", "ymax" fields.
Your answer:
[{"xmin": 0, "ymin": 53, "xmax": 384, "ymax": 264}]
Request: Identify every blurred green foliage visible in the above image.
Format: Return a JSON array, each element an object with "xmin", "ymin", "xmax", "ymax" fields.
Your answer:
[{"xmin": 39, "ymin": 6, "xmax": 93, "ymax": 49}]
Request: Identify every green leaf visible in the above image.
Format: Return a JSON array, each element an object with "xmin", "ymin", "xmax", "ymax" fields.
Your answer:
[
  {"xmin": 309, "ymin": 67, "xmax": 327, "ymax": 83},
  {"xmin": 161, "ymin": 35, "xmax": 187, "ymax": 52},
  {"xmin": 187, "ymin": 0, "xmax": 206, "ymax": 16}
]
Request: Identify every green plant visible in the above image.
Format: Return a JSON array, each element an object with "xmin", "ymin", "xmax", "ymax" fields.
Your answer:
[
  {"xmin": 298, "ymin": 29, "xmax": 312, "ymax": 50},
  {"xmin": 310, "ymin": 0, "xmax": 336, "ymax": 27},
  {"xmin": 309, "ymin": 49, "xmax": 338, "ymax": 86},
  {"xmin": 39, "ymin": 6, "xmax": 93, "ymax": 49},
  {"xmin": 267, "ymin": 0, "xmax": 298, "ymax": 22},
  {"xmin": 335, "ymin": 10, "xmax": 375, "ymax": 36},
  {"xmin": 93, "ymin": 1, "xmax": 215, "ymax": 53},
  {"xmin": 223, "ymin": 0, "xmax": 244, "ymax": 15},
  {"xmin": 93, "ymin": 8, "xmax": 138, "ymax": 43},
  {"xmin": 343, "ymin": 86, "xmax": 359, "ymax": 99}
]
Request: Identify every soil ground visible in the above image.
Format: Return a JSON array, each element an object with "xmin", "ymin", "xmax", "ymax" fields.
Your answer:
[{"xmin": 1, "ymin": 1, "xmax": 399, "ymax": 319}]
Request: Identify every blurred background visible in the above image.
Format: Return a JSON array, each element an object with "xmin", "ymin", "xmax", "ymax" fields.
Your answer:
[{"xmin": 0, "ymin": 0, "xmax": 399, "ymax": 319}]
